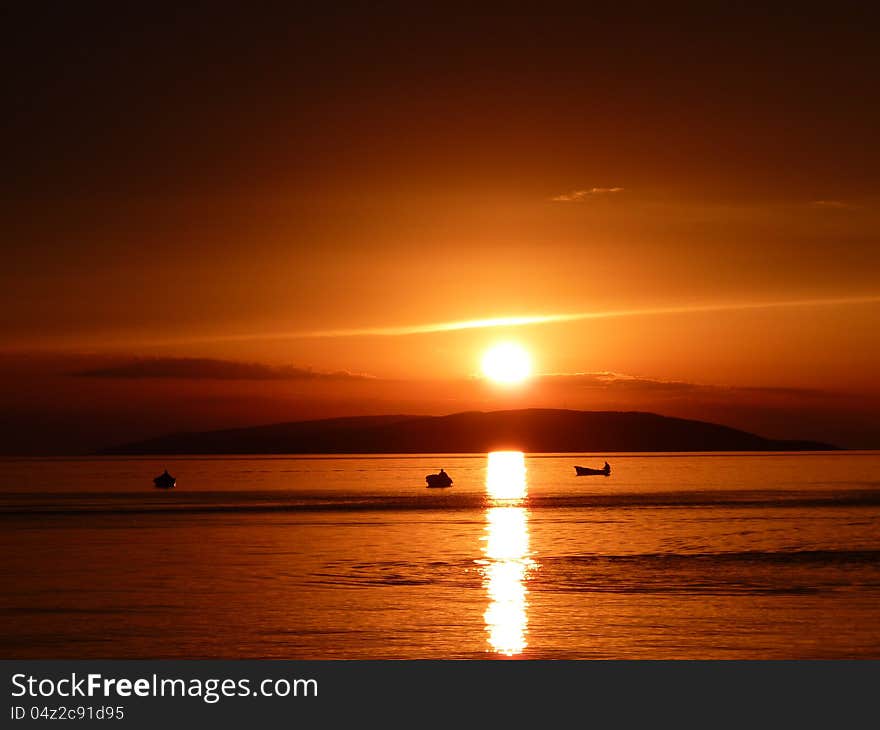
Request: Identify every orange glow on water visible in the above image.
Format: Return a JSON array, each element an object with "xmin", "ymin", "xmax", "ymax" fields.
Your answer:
[
  {"xmin": 485, "ymin": 450, "xmax": 528, "ymax": 501},
  {"xmin": 481, "ymin": 451, "xmax": 536, "ymax": 656}
]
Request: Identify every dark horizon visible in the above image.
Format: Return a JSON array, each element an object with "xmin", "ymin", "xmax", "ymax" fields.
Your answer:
[
  {"xmin": 2, "ymin": 353, "xmax": 878, "ymax": 455},
  {"xmin": 98, "ymin": 408, "xmax": 838, "ymax": 456}
]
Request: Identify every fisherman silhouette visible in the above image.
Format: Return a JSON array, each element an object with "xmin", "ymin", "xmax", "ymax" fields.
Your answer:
[{"xmin": 426, "ymin": 468, "xmax": 452, "ymax": 488}]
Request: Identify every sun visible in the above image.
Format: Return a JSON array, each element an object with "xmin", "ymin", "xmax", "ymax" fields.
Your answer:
[{"xmin": 481, "ymin": 343, "xmax": 533, "ymax": 385}]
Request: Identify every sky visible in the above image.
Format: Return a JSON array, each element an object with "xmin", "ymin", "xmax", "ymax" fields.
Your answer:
[{"xmin": 1, "ymin": 4, "xmax": 879, "ymax": 452}]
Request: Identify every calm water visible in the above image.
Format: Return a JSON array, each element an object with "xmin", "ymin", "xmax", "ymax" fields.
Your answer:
[{"xmin": 1, "ymin": 452, "xmax": 879, "ymax": 659}]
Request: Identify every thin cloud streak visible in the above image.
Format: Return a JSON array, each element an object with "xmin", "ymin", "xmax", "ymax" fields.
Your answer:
[
  {"xmin": 183, "ymin": 294, "xmax": 880, "ymax": 343},
  {"xmin": 810, "ymin": 200, "xmax": 855, "ymax": 209},
  {"xmin": 8, "ymin": 294, "xmax": 879, "ymax": 351},
  {"xmin": 71, "ymin": 357, "xmax": 374, "ymax": 381},
  {"xmin": 552, "ymin": 187, "xmax": 624, "ymax": 202}
]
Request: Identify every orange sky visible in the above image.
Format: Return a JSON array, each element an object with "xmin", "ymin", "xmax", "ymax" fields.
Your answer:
[{"xmin": 1, "ymin": 5, "xmax": 879, "ymax": 451}]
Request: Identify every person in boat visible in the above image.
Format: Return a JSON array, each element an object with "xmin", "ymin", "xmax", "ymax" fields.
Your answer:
[
  {"xmin": 439, "ymin": 468, "xmax": 448, "ymax": 479},
  {"xmin": 603, "ymin": 461, "xmax": 610, "ymax": 471}
]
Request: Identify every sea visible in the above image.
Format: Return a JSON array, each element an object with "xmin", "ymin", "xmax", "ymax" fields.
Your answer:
[{"xmin": 1, "ymin": 452, "xmax": 879, "ymax": 659}]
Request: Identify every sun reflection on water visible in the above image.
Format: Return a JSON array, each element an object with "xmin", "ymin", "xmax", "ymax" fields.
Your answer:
[{"xmin": 480, "ymin": 451, "xmax": 536, "ymax": 656}]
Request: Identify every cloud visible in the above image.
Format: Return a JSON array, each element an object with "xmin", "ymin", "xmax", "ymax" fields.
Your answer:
[
  {"xmin": 540, "ymin": 371, "xmax": 707, "ymax": 395},
  {"xmin": 537, "ymin": 371, "xmax": 843, "ymax": 400},
  {"xmin": 270, "ymin": 294, "xmax": 880, "ymax": 340},
  {"xmin": 42, "ymin": 294, "xmax": 880, "ymax": 349},
  {"xmin": 565, "ymin": 371, "xmax": 696, "ymax": 387},
  {"xmin": 551, "ymin": 187, "xmax": 624, "ymax": 202},
  {"xmin": 809, "ymin": 200, "xmax": 854, "ymax": 209},
  {"xmin": 72, "ymin": 357, "xmax": 374, "ymax": 381}
]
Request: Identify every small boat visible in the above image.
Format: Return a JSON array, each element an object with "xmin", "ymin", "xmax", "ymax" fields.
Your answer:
[
  {"xmin": 153, "ymin": 469, "xmax": 176, "ymax": 489},
  {"xmin": 426, "ymin": 470, "xmax": 453, "ymax": 488},
  {"xmin": 574, "ymin": 462, "xmax": 611, "ymax": 477}
]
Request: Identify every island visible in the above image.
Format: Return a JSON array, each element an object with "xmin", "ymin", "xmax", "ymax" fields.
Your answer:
[{"xmin": 101, "ymin": 409, "xmax": 836, "ymax": 454}]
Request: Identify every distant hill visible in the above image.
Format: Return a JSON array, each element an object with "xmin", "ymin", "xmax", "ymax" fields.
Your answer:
[{"xmin": 101, "ymin": 409, "xmax": 837, "ymax": 454}]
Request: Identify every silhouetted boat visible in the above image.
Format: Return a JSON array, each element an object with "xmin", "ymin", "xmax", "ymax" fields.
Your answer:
[
  {"xmin": 426, "ymin": 470, "xmax": 453, "ymax": 488},
  {"xmin": 153, "ymin": 469, "xmax": 176, "ymax": 489},
  {"xmin": 575, "ymin": 463, "xmax": 611, "ymax": 476}
]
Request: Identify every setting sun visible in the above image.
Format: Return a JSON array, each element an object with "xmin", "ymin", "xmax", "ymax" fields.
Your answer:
[{"xmin": 481, "ymin": 343, "xmax": 533, "ymax": 384}]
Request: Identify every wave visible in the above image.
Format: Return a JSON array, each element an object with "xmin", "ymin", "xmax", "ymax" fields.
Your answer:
[
  {"xmin": 307, "ymin": 549, "xmax": 880, "ymax": 596},
  {"xmin": 2, "ymin": 489, "xmax": 880, "ymax": 517}
]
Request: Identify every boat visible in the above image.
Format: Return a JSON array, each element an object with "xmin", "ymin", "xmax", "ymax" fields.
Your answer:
[
  {"xmin": 153, "ymin": 469, "xmax": 176, "ymax": 489},
  {"xmin": 425, "ymin": 470, "xmax": 453, "ymax": 488},
  {"xmin": 574, "ymin": 462, "xmax": 611, "ymax": 476}
]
